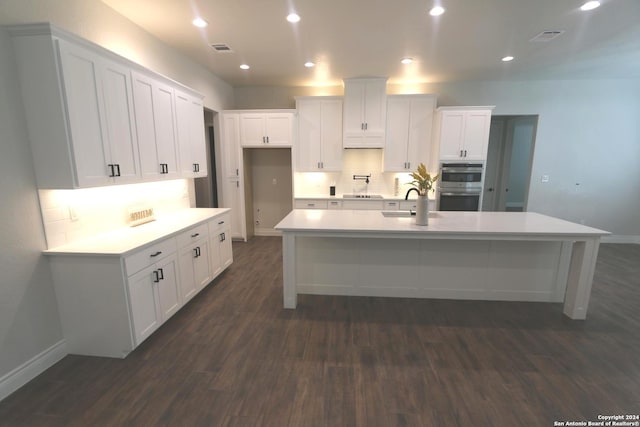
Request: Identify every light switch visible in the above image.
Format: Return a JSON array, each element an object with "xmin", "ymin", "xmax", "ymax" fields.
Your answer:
[{"xmin": 541, "ymin": 175, "xmax": 549, "ymax": 183}]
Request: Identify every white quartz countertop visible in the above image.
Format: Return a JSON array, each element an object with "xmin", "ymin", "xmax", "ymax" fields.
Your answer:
[
  {"xmin": 295, "ymin": 194, "xmax": 435, "ymax": 201},
  {"xmin": 44, "ymin": 208, "xmax": 230, "ymax": 256},
  {"xmin": 275, "ymin": 209, "xmax": 609, "ymax": 238}
]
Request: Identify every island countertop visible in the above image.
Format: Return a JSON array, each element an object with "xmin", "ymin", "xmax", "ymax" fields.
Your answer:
[{"xmin": 275, "ymin": 209, "xmax": 609, "ymax": 238}]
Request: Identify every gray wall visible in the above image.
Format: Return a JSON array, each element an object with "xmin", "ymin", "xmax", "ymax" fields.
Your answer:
[{"xmin": 236, "ymin": 79, "xmax": 640, "ymax": 238}]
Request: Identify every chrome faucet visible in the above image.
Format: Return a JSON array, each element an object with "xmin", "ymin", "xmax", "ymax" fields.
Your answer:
[{"xmin": 405, "ymin": 188, "xmax": 420, "ymax": 200}]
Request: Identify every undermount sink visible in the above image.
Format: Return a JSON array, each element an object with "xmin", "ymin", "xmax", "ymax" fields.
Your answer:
[{"xmin": 381, "ymin": 210, "xmax": 415, "ymax": 217}]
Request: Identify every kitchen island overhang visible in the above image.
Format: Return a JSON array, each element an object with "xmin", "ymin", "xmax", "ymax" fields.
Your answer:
[{"xmin": 274, "ymin": 210, "xmax": 609, "ymax": 320}]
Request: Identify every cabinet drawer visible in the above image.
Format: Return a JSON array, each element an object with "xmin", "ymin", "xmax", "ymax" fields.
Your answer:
[
  {"xmin": 383, "ymin": 201, "xmax": 400, "ymax": 210},
  {"xmin": 294, "ymin": 199, "xmax": 328, "ymax": 209},
  {"xmin": 125, "ymin": 237, "xmax": 177, "ymax": 277},
  {"xmin": 208, "ymin": 213, "xmax": 231, "ymax": 234},
  {"xmin": 176, "ymin": 223, "xmax": 209, "ymax": 248},
  {"xmin": 327, "ymin": 200, "xmax": 342, "ymax": 210}
]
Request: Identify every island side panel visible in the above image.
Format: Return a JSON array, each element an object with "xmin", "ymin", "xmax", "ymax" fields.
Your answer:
[
  {"xmin": 563, "ymin": 238, "xmax": 601, "ymax": 320},
  {"xmin": 282, "ymin": 232, "xmax": 297, "ymax": 308}
]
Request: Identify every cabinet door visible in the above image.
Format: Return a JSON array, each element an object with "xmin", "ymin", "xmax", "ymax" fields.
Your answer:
[
  {"xmin": 57, "ymin": 40, "xmax": 111, "ymax": 187},
  {"xmin": 462, "ymin": 111, "xmax": 492, "ymax": 160},
  {"xmin": 405, "ymin": 97, "xmax": 435, "ymax": 171},
  {"xmin": 222, "ymin": 114, "xmax": 241, "ymax": 178},
  {"xmin": 297, "ymin": 100, "xmax": 322, "ymax": 171},
  {"xmin": 219, "ymin": 229, "xmax": 233, "ymax": 269},
  {"xmin": 384, "ymin": 97, "xmax": 411, "ymax": 171},
  {"xmin": 132, "ymin": 72, "xmax": 162, "ymax": 180},
  {"xmin": 362, "ymin": 79, "xmax": 387, "ymax": 135},
  {"xmin": 343, "ymin": 79, "xmax": 366, "ymax": 135},
  {"xmin": 209, "ymin": 231, "xmax": 223, "ymax": 278},
  {"xmin": 438, "ymin": 111, "xmax": 466, "ymax": 161},
  {"xmin": 223, "ymin": 178, "xmax": 246, "ymax": 241},
  {"xmin": 319, "ymin": 100, "xmax": 343, "ymax": 171},
  {"xmin": 155, "ymin": 253, "xmax": 181, "ymax": 321},
  {"xmin": 100, "ymin": 59, "xmax": 140, "ymax": 183},
  {"xmin": 128, "ymin": 264, "xmax": 161, "ymax": 345},
  {"xmin": 193, "ymin": 240, "xmax": 212, "ymax": 291},
  {"xmin": 153, "ymin": 81, "xmax": 180, "ymax": 178},
  {"xmin": 175, "ymin": 90, "xmax": 207, "ymax": 177},
  {"xmin": 240, "ymin": 114, "xmax": 266, "ymax": 146},
  {"xmin": 178, "ymin": 245, "xmax": 197, "ymax": 303},
  {"xmin": 343, "ymin": 79, "xmax": 386, "ymax": 148},
  {"xmin": 264, "ymin": 114, "xmax": 292, "ymax": 146}
]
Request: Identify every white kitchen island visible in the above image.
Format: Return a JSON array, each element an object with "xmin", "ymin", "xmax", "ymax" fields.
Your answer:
[{"xmin": 274, "ymin": 210, "xmax": 609, "ymax": 319}]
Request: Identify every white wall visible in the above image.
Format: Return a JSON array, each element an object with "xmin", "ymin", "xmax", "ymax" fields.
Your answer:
[
  {"xmin": 0, "ymin": 0, "xmax": 235, "ymax": 396},
  {"xmin": 235, "ymin": 79, "xmax": 640, "ymax": 239}
]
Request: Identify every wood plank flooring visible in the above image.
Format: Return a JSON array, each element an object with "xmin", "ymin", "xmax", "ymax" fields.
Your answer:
[{"xmin": 1, "ymin": 238, "xmax": 639, "ymax": 426}]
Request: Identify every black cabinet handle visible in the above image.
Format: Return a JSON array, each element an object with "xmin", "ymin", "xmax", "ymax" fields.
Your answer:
[
  {"xmin": 153, "ymin": 270, "xmax": 160, "ymax": 283},
  {"xmin": 150, "ymin": 251, "xmax": 162, "ymax": 257},
  {"xmin": 157, "ymin": 268, "xmax": 164, "ymax": 280},
  {"xmin": 191, "ymin": 233, "xmax": 200, "ymax": 238},
  {"xmin": 108, "ymin": 164, "xmax": 115, "ymax": 177},
  {"xmin": 193, "ymin": 163, "xmax": 199, "ymax": 173},
  {"xmin": 218, "ymin": 221, "xmax": 224, "ymax": 225},
  {"xmin": 115, "ymin": 164, "xmax": 121, "ymax": 177}
]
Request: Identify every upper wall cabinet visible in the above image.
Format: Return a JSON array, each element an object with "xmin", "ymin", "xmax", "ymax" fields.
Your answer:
[
  {"xmin": 296, "ymin": 97, "xmax": 343, "ymax": 172},
  {"xmin": 8, "ymin": 23, "xmax": 207, "ymax": 189},
  {"xmin": 240, "ymin": 112, "xmax": 294, "ymax": 147},
  {"xmin": 131, "ymin": 72, "xmax": 180, "ymax": 181},
  {"xmin": 435, "ymin": 107, "xmax": 495, "ymax": 161},
  {"xmin": 342, "ymin": 78, "xmax": 387, "ymax": 148},
  {"xmin": 174, "ymin": 89, "xmax": 207, "ymax": 178},
  {"xmin": 383, "ymin": 94, "xmax": 436, "ymax": 172}
]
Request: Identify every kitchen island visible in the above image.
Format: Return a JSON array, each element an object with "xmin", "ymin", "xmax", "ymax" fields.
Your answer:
[{"xmin": 274, "ymin": 210, "xmax": 609, "ymax": 319}]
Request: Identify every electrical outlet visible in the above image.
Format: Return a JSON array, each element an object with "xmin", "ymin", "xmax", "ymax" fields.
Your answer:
[
  {"xmin": 541, "ymin": 174, "xmax": 549, "ymax": 183},
  {"xmin": 68, "ymin": 205, "xmax": 78, "ymax": 221},
  {"xmin": 128, "ymin": 206, "xmax": 155, "ymax": 227}
]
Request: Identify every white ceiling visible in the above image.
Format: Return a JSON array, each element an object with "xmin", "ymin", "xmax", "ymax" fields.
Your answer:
[{"xmin": 99, "ymin": 0, "xmax": 638, "ymax": 87}]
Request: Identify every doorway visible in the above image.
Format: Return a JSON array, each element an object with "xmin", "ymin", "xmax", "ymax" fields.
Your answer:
[
  {"xmin": 195, "ymin": 109, "xmax": 219, "ymax": 208},
  {"xmin": 482, "ymin": 115, "xmax": 538, "ymax": 211}
]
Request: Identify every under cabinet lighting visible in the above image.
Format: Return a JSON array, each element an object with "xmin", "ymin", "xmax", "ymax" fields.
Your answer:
[
  {"xmin": 240, "ymin": 64, "xmax": 250, "ymax": 70},
  {"xmin": 580, "ymin": 1, "xmax": 600, "ymax": 11},
  {"xmin": 192, "ymin": 17, "xmax": 208, "ymax": 28},
  {"xmin": 429, "ymin": 6, "xmax": 445, "ymax": 16}
]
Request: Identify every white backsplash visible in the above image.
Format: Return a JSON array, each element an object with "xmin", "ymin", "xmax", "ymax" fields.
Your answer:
[
  {"xmin": 39, "ymin": 179, "xmax": 192, "ymax": 249},
  {"xmin": 294, "ymin": 149, "xmax": 421, "ymax": 198}
]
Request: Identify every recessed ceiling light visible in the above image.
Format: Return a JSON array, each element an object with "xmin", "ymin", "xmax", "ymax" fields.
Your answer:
[
  {"xmin": 580, "ymin": 1, "xmax": 600, "ymax": 11},
  {"xmin": 429, "ymin": 6, "xmax": 445, "ymax": 16},
  {"xmin": 304, "ymin": 62, "xmax": 315, "ymax": 68},
  {"xmin": 240, "ymin": 64, "xmax": 250, "ymax": 70},
  {"xmin": 286, "ymin": 13, "xmax": 301, "ymax": 23},
  {"xmin": 192, "ymin": 17, "xmax": 208, "ymax": 28},
  {"xmin": 401, "ymin": 58, "xmax": 413, "ymax": 65},
  {"xmin": 502, "ymin": 56, "xmax": 514, "ymax": 62}
]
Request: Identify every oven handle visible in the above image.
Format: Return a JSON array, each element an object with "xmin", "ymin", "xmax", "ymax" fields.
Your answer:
[
  {"xmin": 439, "ymin": 191, "xmax": 481, "ymax": 196},
  {"xmin": 440, "ymin": 167, "xmax": 483, "ymax": 173}
]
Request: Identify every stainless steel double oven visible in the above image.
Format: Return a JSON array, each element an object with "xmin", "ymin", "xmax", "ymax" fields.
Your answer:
[{"xmin": 437, "ymin": 163, "xmax": 483, "ymax": 211}]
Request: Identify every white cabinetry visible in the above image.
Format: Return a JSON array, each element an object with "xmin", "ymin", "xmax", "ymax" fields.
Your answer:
[
  {"xmin": 10, "ymin": 30, "xmax": 142, "ymax": 188},
  {"xmin": 132, "ymin": 71, "xmax": 180, "ymax": 180},
  {"xmin": 127, "ymin": 245, "xmax": 181, "ymax": 345},
  {"xmin": 175, "ymin": 89, "xmax": 207, "ymax": 178},
  {"xmin": 220, "ymin": 113, "xmax": 247, "ymax": 241},
  {"xmin": 9, "ymin": 23, "xmax": 207, "ymax": 189},
  {"xmin": 435, "ymin": 107, "xmax": 495, "ymax": 161},
  {"xmin": 240, "ymin": 112, "xmax": 293, "ymax": 147},
  {"xmin": 47, "ymin": 210, "xmax": 232, "ymax": 358},
  {"xmin": 296, "ymin": 97, "xmax": 343, "ymax": 171},
  {"xmin": 384, "ymin": 95, "xmax": 436, "ymax": 172},
  {"xmin": 177, "ymin": 223, "xmax": 211, "ymax": 304},
  {"xmin": 343, "ymin": 78, "xmax": 387, "ymax": 148}
]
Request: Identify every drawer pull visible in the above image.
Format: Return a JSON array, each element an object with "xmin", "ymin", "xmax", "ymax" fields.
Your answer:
[
  {"xmin": 150, "ymin": 251, "xmax": 162, "ymax": 257},
  {"xmin": 157, "ymin": 268, "xmax": 164, "ymax": 280},
  {"xmin": 191, "ymin": 233, "xmax": 200, "ymax": 238},
  {"xmin": 152, "ymin": 270, "xmax": 160, "ymax": 283},
  {"xmin": 218, "ymin": 221, "xmax": 225, "ymax": 225}
]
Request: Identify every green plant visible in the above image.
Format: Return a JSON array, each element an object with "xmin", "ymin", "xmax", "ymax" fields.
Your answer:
[{"xmin": 408, "ymin": 163, "xmax": 439, "ymax": 196}]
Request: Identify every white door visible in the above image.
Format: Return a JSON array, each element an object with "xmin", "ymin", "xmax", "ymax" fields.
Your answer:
[
  {"xmin": 193, "ymin": 239, "xmax": 212, "ymax": 291},
  {"xmin": 178, "ymin": 245, "xmax": 198, "ymax": 303},
  {"xmin": 100, "ymin": 58, "xmax": 140, "ymax": 183},
  {"xmin": 384, "ymin": 97, "xmax": 411, "ymax": 171},
  {"xmin": 174, "ymin": 90, "xmax": 194, "ymax": 176},
  {"xmin": 297, "ymin": 100, "xmax": 322, "ymax": 171},
  {"xmin": 209, "ymin": 231, "xmax": 223, "ymax": 278},
  {"xmin": 131, "ymin": 72, "xmax": 162, "ymax": 180},
  {"xmin": 127, "ymin": 264, "xmax": 161, "ymax": 345},
  {"xmin": 155, "ymin": 254, "xmax": 181, "ymax": 321},
  {"xmin": 438, "ymin": 111, "xmax": 465, "ymax": 161},
  {"xmin": 153, "ymin": 81, "xmax": 180, "ymax": 178},
  {"xmin": 463, "ymin": 111, "xmax": 492, "ymax": 160},
  {"xmin": 57, "ymin": 40, "xmax": 111, "ymax": 187},
  {"xmin": 319, "ymin": 99, "xmax": 343, "ymax": 171},
  {"xmin": 222, "ymin": 114, "xmax": 241, "ymax": 178},
  {"xmin": 219, "ymin": 229, "xmax": 233, "ymax": 269},
  {"xmin": 362, "ymin": 79, "xmax": 387, "ymax": 135},
  {"xmin": 189, "ymin": 97, "xmax": 208, "ymax": 177},
  {"xmin": 264, "ymin": 114, "xmax": 292, "ymax": 146},
  {"xmin": 240, "ymin": 114, "xmax": 267, "ymax": 146},
  {"xmin": 406, "ymin": 97, "xmax": 435, "ymax": 171},
  {"xmin": 343, "ymin": 79, "xmax": 366, "ymax": 137}
]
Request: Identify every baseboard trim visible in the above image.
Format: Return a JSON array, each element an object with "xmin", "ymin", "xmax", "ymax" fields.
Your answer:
[
  {"xmin": 601, "ymin": 235, "xmax": 640, "ymax": 244},
  {"xmin": 253, "ymin": 227, "xmax": 282, "ymax": 237},
  {"xmin": 0, "ymin": 340, "xmax": 67, "ymax": 402}
]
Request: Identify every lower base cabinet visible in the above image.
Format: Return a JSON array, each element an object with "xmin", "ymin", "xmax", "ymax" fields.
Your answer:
[{"xmin": 48, "ymin": 211, "xmax": 232, "ymax": 358}]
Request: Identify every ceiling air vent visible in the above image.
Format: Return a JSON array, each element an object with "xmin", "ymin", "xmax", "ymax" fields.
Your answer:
[
  {"xmin": 210, "ymin": 43, "xmax": 233, "ymax": 53},
  {"xmin": 529, "ymin": 30, "xmax": 565, "ymax": 42}
]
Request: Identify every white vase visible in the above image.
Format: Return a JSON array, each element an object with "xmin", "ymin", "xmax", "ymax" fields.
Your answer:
[{"xmin": 415, "ymin": 195, "xmax": 429, "ymax": 226}]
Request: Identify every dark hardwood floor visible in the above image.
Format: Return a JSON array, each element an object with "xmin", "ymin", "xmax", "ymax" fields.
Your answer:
[{"xmin": 1, "ymin": 238, "xmax": 639, "ymax": 426}]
